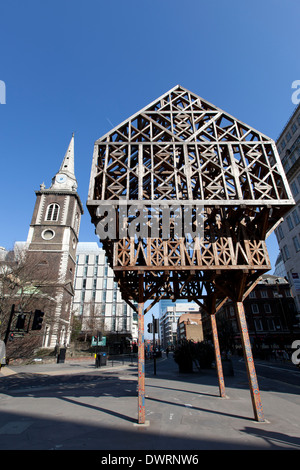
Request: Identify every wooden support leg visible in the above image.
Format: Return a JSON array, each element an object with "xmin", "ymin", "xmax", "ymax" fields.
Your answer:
[
  {"xmin": 235, "ymin": 301, "xmax": 265, "ymax": 422},
  {"xmin": 137, "ymin": 285, "xmax": 145, "ymax": 424},
  {"xmin": 211, "ymin": 314, "xmax": 226, "ymax": 398}
]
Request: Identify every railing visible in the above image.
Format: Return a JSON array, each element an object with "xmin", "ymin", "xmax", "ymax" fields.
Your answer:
[{"xmin": 105, "ymin": 353, "xmax": 138, "ymax": 367}]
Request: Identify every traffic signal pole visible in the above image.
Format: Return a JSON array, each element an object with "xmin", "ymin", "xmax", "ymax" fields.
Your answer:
[
  {"xmin": 4, "ymin": 304, "xmax": 15, "ymax": 345},
  {"xmin": 152, "ymin": 314, "xmax": 156, "ymax": 376}
]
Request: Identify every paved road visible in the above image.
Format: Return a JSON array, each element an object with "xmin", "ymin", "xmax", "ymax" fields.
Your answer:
[
  {"xmin": 0, "ymin": 355, "xmax": 299, "ymax": 451},
  {"xmin": 233, "ymin": 356, "xmax": 300, "ymax": 389}
]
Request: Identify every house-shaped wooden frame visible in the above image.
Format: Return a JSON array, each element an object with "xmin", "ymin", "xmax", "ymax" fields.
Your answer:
[{"xmin": 87, "ymin": 85, "xmax": 294, "ymax": 423}]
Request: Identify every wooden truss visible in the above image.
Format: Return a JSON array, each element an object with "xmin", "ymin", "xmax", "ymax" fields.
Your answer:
[
  {"xmin": 87, "ymin": 85, "xmax": 294, "ymax": 423},
  {"xmin": 87, "ymin": 84, "xmax": 294, "ymax": 310}
]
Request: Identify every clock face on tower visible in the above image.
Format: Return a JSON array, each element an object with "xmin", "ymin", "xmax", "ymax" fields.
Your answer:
[{"xmin": 56, "ymin": 174, "xmax": 67, "ymax": 184}]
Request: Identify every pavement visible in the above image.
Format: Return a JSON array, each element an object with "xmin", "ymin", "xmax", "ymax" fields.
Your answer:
[{"xmin": 0, "ymin": 354, "xmax": 299, "ymax": 451}]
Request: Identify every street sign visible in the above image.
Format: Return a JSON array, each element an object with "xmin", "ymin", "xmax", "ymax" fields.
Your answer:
[{"xmin": 91, "ymin": 336, "xmax": 106, "ymax": 347}]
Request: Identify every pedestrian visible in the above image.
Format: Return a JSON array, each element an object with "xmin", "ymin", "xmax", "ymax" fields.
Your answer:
[{"xmin": 282, "ymin": 350, "xmax": 289, "ymax": 362}]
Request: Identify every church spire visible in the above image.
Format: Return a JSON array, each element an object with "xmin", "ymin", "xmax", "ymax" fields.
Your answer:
[
  {"xmin": 59, "ymin": 132, "xmax": 75, "ymax": 177},
  {"xmin": 50, "ymin": 134, "xmax": 78, "ymax": 191}
]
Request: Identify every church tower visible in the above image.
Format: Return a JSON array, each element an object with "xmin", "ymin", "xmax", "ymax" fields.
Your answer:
[{"xmin": 26, "ymin": 134, "xmax": 84, "ymax": 348}]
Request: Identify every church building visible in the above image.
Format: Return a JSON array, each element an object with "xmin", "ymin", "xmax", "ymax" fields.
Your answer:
[{"xmin": 23, "ymin": 134, "xmax": 83, "ymax": 348}]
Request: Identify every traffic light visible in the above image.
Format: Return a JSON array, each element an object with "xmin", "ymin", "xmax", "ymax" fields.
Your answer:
[
  {"xmin": 15, "ymin": 314, "xmax": 26, "ymax": 330},
  {"xmin": 93, "ymin": 332, "xmax": 102, "ymax": 343},
  {"xmin": 147, "ymin": 323, "xmax": 153, "ymax": 333},
  {"xmin": 9, "ymin": 333, "xmax": 14, "ymax": 341},
  {"xmin": 154, "ymin": 318, "xmax": 159, "ymax": 333},
  {"xmin": 32, "ymin": 310, "xmax": 44, "ymax": 330}
]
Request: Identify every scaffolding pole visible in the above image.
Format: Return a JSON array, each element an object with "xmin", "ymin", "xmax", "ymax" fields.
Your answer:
[
  {"xmin": 137, "ymin": 277, "xmax": 145, "ymax": 424},
  {"xmin": 235, "ymin": 301, "xmax": 265, "ymax": 422},
  {"xmin": 211, "ymin": 313, "xmax": 226, "ymax": 398}
]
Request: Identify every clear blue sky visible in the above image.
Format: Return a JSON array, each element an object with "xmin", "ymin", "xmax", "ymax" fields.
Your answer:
[{"xmin": 0, "ymin": 0, "xmax": 299, "ymax": 324}]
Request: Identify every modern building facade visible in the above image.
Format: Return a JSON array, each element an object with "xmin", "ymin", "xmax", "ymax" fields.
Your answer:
[
  {"xmin": 275, "ymin": 103, "xmax": 300, "ymax": 322},
  {"xmin": 73, "ymin": 242, "xmax": 138, "ymax": 348},
  {"xmin": 159, "ymin": 300, "xmax": 199, "ymax": 348}
]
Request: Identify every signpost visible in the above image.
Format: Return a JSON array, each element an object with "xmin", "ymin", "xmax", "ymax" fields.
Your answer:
[
  {"xmin": 91, "ymin": 335, "xmax": 106, "ymax": 347},
  {"xmin": 147, "ymin": 316, "xmax": 159, "ymax": 375}
]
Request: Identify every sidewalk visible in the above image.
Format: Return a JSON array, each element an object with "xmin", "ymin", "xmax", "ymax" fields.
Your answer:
[{"xmin": 0, "ymin": 356, "xmax": 299, "ymax": 450}]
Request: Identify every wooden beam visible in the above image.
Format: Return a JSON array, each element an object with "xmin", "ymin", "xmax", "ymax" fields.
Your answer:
[{"xmin": 137, "ymin": 275, "xmax": 145, "ymax": 424}]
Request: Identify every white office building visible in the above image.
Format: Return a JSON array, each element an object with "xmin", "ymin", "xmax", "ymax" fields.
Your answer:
[
  {"xmin": 275, "ymin": 103, "xmax": 300, "ymax": 321},
  {"xmin": 73, "ymin": 242, "xmax": 138, "ymax": 343}
]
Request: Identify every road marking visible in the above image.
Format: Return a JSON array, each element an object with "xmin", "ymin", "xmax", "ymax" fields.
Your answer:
[{"xmin": 255, "ymin": 363, "xmax": 300, "ymax": 374}]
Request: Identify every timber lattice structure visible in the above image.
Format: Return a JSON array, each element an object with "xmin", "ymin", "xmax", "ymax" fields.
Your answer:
[
  {"xmin": 87, "ymin": 85, "xmax": 294, "ymax": 313},
  {"xmin": 87, "ymin": 85, "xmax": 295, "ymax": 424}
]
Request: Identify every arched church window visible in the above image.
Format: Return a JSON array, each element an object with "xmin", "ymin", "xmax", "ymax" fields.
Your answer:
[{"xmin": 46, "ymin": 203, "xmax": 60, "ymax": 221}]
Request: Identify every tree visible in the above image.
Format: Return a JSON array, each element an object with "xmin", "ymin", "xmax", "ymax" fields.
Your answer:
[{"xmin": 0, "ymin": 247, "xmax": 57, "ymax": 359}]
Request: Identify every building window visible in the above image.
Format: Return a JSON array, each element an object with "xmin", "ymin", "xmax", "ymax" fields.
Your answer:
[
  {"xmin": 74, "ymin": 213, "xmax": 79, "ymax": 233},
  {"xmin": 282, "ymin": 245, "xmax": 291, "ymax": 260},
  {"xmin": 46, "ymin": 203, "xmax": 59, "ymax": 221},
  {"xmin": 264, "ymin": 304, "xmax": 271, "ymax": 313},
  {"xmin": 267, "ymin": 318, "xmax": 276, "ymax": 331},
  {"xmin": 261, "ymin": 290, "xmax": 268, "ymax": 298},
  {"xmin": 251, "ymin": 304, "xmax": 259, "ymax": 314},
  {"xmin": 293, "ymin": 236, "xmax": 300, "ymax": 252},
  {"xmin": 291, "ymin": 181, "xmax": 299, "ymax": 197},
  {"xmin": 292, "ymin": 209, "xmax": 300, "ymax": 226},
  {"xmin": 41, "ymin": 229, "xmax": 55, "ymax": 240},
  {"xmin": 277, "ymin": 225, "xmax": 284, "ymax": 240},
  {"xmin": 249, "ymin": 291, "xmax": 256, "ymax": 298},
  {"xmin": 254, "ymin": 318, "xmax": 263, "ymax": 331},
  {"xmin": 286, "ymin": 215, "xmax": 294, "ymax": 231}
]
